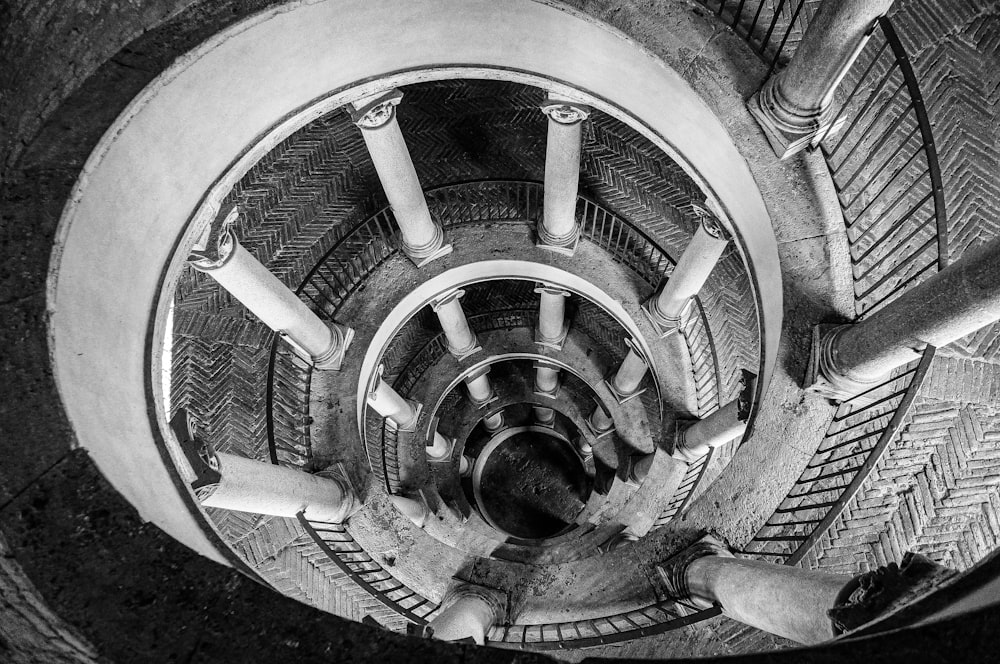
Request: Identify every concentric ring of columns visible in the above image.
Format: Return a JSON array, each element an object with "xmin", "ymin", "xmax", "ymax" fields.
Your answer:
[
  {"xmin": 46, "ymin": 0, "xmax": 782, "ymax": 638},
  {"xmin": 355, "ymin": 266, "xmax": 662, "ymax": 442}
]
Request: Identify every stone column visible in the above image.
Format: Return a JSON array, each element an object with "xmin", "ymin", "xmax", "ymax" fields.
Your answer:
[
  {"xmin": 659, "ymin": 536, "xmax": 957, "ymax": 645},
  {"xmin": 534, "ymin": 360, "xmax": 561, "ymax": 398},
  {"xmin": 430, "ymin": 288, "xmax": 480, "ymax": 360},
  {"xmin": 190, "ymin": 208, "xmax": 352, "ymax": 370},
  {"xmin": 426, "ymin": 431, "xmax": 454, "ymax": 461},
  {"xmin": 535, "ymin": 283, "xmax": 571, "ymax": 349},
  {"xmin": 673, "ymin": 371, "xmax": 755, "ymax": 462},
  {"xmin": 171, "ymin": 410, "xmax": 359, "ymax": 523},
  {"xmin": 659, "ymin": 536, "xmax": 852, "ymax": 644},
  {"xmin": 465, "ymin": 366, "xmax": 495, "ymax": 407},
  {"xmin": 483, "ymin": 411, "xmax": 505, "ymax": 433},
  {"xmin": 810, "ymin": 237, "xmax": 1000, "ymax": 400},
  {"xmin": 537, "ymin": 97, "xmax": 591, "ymax": 255},
  {"xmin": 588, "ymin": 403, "xmax": 614, "ymax": 436},
  {"xmin": 428, "ymin": 582, "xmax": 507, "ymax": 645},
  {"xmin": 350, "ymin": 90, "xmax": 449, "ymax": 265},
  {"xmin": 644, "ymin": 206, "xmax": 730, "ymax": 335},
  {"xmin": 367, "ymin": 375, "xmax": 422, "ymax": 431},
  {"xmin": 607, "ymin": 340, "xmax": 649, "ymax": 402},
  {"xmin": 748, "ymin": 0, "xmax": 895, "ymax": 159}
]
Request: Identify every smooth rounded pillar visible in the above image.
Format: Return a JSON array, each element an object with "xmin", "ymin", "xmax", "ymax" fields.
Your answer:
[
  {"xmin": 686, "ymin": 555, "xmax": 852, "ymax": 644},
  {"xmin": 428, "ymin": 584, "xmax": 505, "ymax": 645},
  {"xmin": 589, "ymin": 404, "xmax": 614, "ymax": 434},
  {"xmin": 536, "ymin": 283, "xmax": 571, "ymax": 347},
  {"xmin": 610, "ymin": 345, "xmax": 648, "ymax": 399},
  {"xmin": 533, "ymin": 405, "xmax": 556, "ymax": 426},
  {"xmin": 673, "ymin": 399, "xmax": 746, "ymax": 462},
  {"xmin": 350, "ymin": 90, "xmax": 447, "ymax": 264},
  {"xmin": 431, "ymin": 288, "xmax": 479, "ymax": 359},
  {"xmin": 814, "ymin": 237, "xmax": 1000, "ymax": 398},
  {"xmin": 749, "ymin": 0, "xmax": 894, "ymax": 158},
  {"xmin": 465, "ymin": 370, "xmax": 494, "ymax": 406},
  {"xmin": 199, "ymin": 453, "xmax": 357, "ymax": 523},
  {"xmin": 645, "ymin": 210, "xmax": 729, "ymax": 331},
  {"xmin": 191, "ymin": 221, "xmax": 350, "ymax": 370},
  {"xmin": 538, "ymin": 98, "xmax": 590, "ymax": 253},
  {"xmin": 483, "ymin": 411, "xmax": 504, "ymax": 433},
  {"xmin": 459, "ymin": 455, "xmax": 473, "ymax": 478},
  {"xmin": 427, "ymin": 431, "xmax": 453, "ymax": 461},
  {"xmin": 367, "ymin": 378, "xmax": 420, "ymax": 430},
  {"xmin": 534, "ymin": 363, "xmax": 560, "ymax": 397}
]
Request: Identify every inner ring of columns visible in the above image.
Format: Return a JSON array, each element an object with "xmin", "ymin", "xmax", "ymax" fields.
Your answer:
[{"xmin": 48, "ymin": 1, "xmax": 781, "ymax": 565}]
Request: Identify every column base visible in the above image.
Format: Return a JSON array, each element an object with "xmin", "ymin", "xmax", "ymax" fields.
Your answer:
[
  {"xmin": 402, "ymin": 223, "xmax": 453, "ymax": 267},
  {"xmin": 804, "ymin": 323, "xmax": 887, "ymax": 405},
  {"xmin": 390, "ymin": 489, "xmax": 432, "ymax": 528},
  {"xmin": 312, "ymin": 462, "xmax": 363, "ymax": 523},
  {"xmin": 534, "ymin": 321, "xmax": 570, "ymax": 350},
  {"xmin": 426, "ymin": 435, "xmax": 456, "ymax": 463},
  {"xmin": 311, "ymin": 325, "xmax": 355, "ymax": 371},
  {"xmin": 447, "ymin": 339, "xmax": 483, "ymax": 362},
  {"xmin": 641, "ymin": 296, "xmax": 685, "ymax": 337},
  {"xmin": 585, "ymin": 417, "xmax": 615, "ymax": 439},
  {"xmin": 533, "ymin": 366, "xmax": 562, "ymax": 399},
  {"xmin": 536, "ymin": 222, "xmax": 581, "ymax": 256},
  {"xmin": 605, "ymin": 377, "xmax": 646, "ymax": 405},
  {"xmin": 655, "ymin": 533, "xmax": 733, "ymax": 609},
  {"xmin": 388, "ymin": 400, "xmax": 423, "ymax": 432},
  {"xmin": 747, "ymin": 82, "xmax": 845, "ymax": 160}
]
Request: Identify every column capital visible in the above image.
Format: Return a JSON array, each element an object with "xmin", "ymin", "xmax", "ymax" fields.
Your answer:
[
  {"xmin": 188, "ymin": 203, "xmax": 240, "ymax": 270},
  {"xmin": 169, "ymin": 408, "xmax": 222, "ymax": 495},
  {"xmin": 533, "ymin": 282, "xmax": 571, "ymax": 297},
  {"xmin": 349, "ymin": 89, "xmax": 405, "ymax": 129},
  {"xmin": 690, "ymin": 202, "xmax": 731, "ymax": 241},
  {"xmin": 805, "ymin": 323, "xmax": 886, "ymax": 403},
  {"xmin": 540, "ymin": 97, "xmax": 592, "ymax": 124},
  {"xmin": 429, "ymin": 287, "xmax": 466, "ymax": 312}
]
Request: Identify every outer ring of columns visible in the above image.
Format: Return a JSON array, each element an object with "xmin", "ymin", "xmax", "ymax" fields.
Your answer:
[
  {"xmin": 47, "ymin": 0, "xmax": 780, "ymax": 563},
  {"xmin": 356, "ymin": 265, "xmax": 659, "ymax": 441}
]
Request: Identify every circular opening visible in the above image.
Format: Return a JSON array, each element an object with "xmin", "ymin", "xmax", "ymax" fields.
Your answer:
[{"xmin": 476, "ymin": 427, "xmax": 591, "ymax": 540}]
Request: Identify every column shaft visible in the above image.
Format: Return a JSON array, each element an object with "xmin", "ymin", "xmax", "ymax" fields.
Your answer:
[
  {"xmin": 432, "ymin": 290, "xmax": 478, "ymax": 358},
  {"xmin": 483, "ymin": 412, "xmax": 504, "ymax": 432},
  {"xmin": 611, "ymin": 348, "xmax": 648, "ymax": 397},
  {"xmin": 686, "ymin": 556, "xmax": 852, "ymax": 644},
  {"xmin": 427, "ymin": 431, "xmax": 452, "ymax": 461},
  {"xmin": 352, "ymin": 92, "xmax": 445, "ymax": 263},
  {"xmin": 539, "ymin": 100, "xmax": 590, "ymax": 252},
  {"xmin": 200, "ymin": 452, "xmax": 357, "ymax": 524},
  {"xmin": 589, "ymin": 405, "xmax": 614, "ymax": 433},
  {"xmin": 533, "ymin": 406, "xmax": 556, "ymax": 426},
  {"xmin": 821, "ymin": 238, "xmax": 1000, "ymax": 390},
  {"xmin": 196, "ymin": 240, "xmax": 347, "ymax": 368},
  {"xmin": 749, "ymin": 0, "xmax": 893, "ymax": 157},
  {"xmin": 674, "ymin": 400, "xmax": 746, "ymax": 462},
  {"xmin": 535, "ymin": 365, "xmax": 560, "ymax": 395},
  {"xmin": 647, "ymin": 214, "xmax": 729, "ymax": 327},
  {"xmin": 428, "ymin": 585, "xmax": 505, "ymax": 645},
  {"xmin": 368, "ymin": 379, "xmax": 420, "ymax": 429}
]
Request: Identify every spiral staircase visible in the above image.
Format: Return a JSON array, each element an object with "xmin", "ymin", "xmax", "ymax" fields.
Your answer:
[{"xmin": 4, "ymin": 0, "xmax": 1000, "ymax": 662}]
